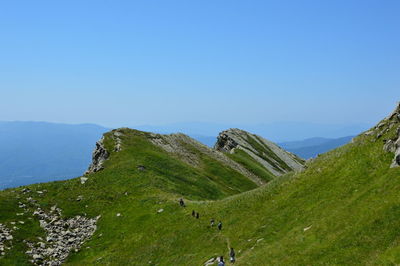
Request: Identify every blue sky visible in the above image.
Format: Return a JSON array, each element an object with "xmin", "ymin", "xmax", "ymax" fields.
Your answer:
[{"xmin": 0, "ymin": 0, "xmax": 399, "ymax": 128}]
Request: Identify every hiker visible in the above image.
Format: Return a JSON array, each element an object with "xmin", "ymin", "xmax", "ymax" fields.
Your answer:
[
  {"xmin": 179, "ymin": 198, "xmax": 185, "ymax": 207},
  {"xmin": 218, "ymin": 256, "xmax": 225, "ymax": 266},
  {"xmin": 230, "ymin": 248, "xmax": 236, "ymax": 263},
  {"xmin": 192, "ymin": 210, "xmax": 195, "ymax": 217},
  {"xmin": 196, "ymin": 212, "xmax": 199, "ymax": 219},
  {"xmin": 217, "ymin": 221, "xmax": 222, "ymax": 230},
  {"xmin": 210, "ymin": 218, "xmax": 215, "ymax": 227}
]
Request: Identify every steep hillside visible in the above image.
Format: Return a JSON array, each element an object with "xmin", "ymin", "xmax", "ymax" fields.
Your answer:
[
  {"xmin": 1, "ymin": 104, "xmax": 399, "ymax": 265},
  {"xmin": 0, "ymin": 128, "xmax": 263, "ymax": 265},
  {"xmin": 215, "ymin": 129, "xmax": 304, "ymax": 181}
]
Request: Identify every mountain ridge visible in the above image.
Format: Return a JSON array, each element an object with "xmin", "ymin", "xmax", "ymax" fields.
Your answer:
[{"xmin": 1, "ymin": 105, "xmax": 399, "ymax": 265}]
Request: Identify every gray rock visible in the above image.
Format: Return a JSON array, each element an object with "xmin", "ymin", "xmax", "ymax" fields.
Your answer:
[
  {"xmin": 381, "ymin": 103, "xmax": 400, "ymax": 168},
  {"xmin": 383, "ymin": 140, "xmax": 396, "ymax": 153},
  {"xmin": 204, "ymin": 257, "xmax": 217, "ymax": 265},
  {"xmin": 364, "ymin": 130, "xmax": 374, "ymax": 136},
  {"xmin": 391, "ymin": 149, "xmax": 400, "ymax": 168},
  {"xmin": 113, "ymin": 131, "xmax": 124, "ymax": 152},
  {"xmin": 22, "ymin": 188, "xmax": 31, "ymax": 193},
  {"xmin": 215, "ymin": 129, "xmax": 305, "ymax": 176},
  {"xmin": 85, "ymin": 137, "xmax": 109, "ymax": 175},
  {"xmin": 80, "ymin": 177, "xmax": 88, "ymax": 184},
  {"xmin": 137, "ymin": 165, "xmax": 146, "ymax": 171},
  {"xmin": 385, "ymin": 102, "xmax": 400, "ymax": 121},
  {"xmin": 0, "ymin": 224, "xmax": 14, "ymax": 257},
  {"xmin": 26, "ymin": 206, "xmax": 100, "ymax": 265},
  {"xmin": 32, "ymin": 254, "xmax": 43, "ymax": 260}
]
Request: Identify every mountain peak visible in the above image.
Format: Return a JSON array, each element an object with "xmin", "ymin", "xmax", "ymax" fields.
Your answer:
[{"xmin": 215, "ymin": 128, "xmax": 305, "ymax": 176}]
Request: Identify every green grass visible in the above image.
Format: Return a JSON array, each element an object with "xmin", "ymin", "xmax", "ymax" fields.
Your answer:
[
  {"xmin": 227, "ymin": 149, "xmax": 275, "ymax": 183},
  {"xmin": 1, "ymin": 122, "xmax": 400, "ymax": 265},
  {"xmin": 245, "ymin": 134, "xmax": 292, "ymax": 172}
]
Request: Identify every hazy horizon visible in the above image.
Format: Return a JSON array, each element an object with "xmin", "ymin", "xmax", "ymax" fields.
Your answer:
[
  {"xmin": 0, "ymin": 119, "xmax": 370, "ymax": 142},
  {"xmin": 1, "ymin": 1, "xmax": 399, "ymax": 128}
]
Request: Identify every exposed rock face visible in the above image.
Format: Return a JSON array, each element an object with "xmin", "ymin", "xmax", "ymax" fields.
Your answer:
[
  {"xmin": 381, "ymin": 102, "xmax": 400, "ymax": 168},
  {"xmin": 215, "ymin": 129, "xmax": 305, "ymax": 176},
  {"xmin": 216, "ymin": 132, "xmax": 239, "ymax": 153},
  {"xmin": 0, "ymin": 224, "xmax": 13, "ymax": 257},
  {"xmin": 85, "ymin": 137, "xmax": 109, "ymax": 175},
  {"xmin": 28, "ymin": 206, "xmax": 100, "ymax": 265},
  {"xmin": 390, "ymin": 127, "xmax": 400, "ymax": 168}
]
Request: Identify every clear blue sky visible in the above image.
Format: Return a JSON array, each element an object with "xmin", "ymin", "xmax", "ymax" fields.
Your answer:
[{"xmin": 1, "ymin": 0, "xmax": 399, "ymax": 127}]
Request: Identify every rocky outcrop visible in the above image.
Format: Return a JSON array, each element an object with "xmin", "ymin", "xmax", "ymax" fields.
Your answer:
[
  {"xmin": 215, "ymin": 129, "xmax": 305, "ymax": 176},
  {"xmin": 388, "ymin": 127, "xmax": 400, "ymax": 168},
  {"xmin": 27, "ymin": 206, "xmax": 100, "ymax": 265},
  {"xmin": 385, "ymin": 102, "xmax": 400, "ymax": 122},
  {"xmin": 0, "ymin": 224, "xmax": 13, "ymax": 257},
  {"xmin": 84, "ymin": 129, "xmax": 126, "ymax": 175},
  {"xmin": 112, "ymin": 130, "xmax": 124, "ymax": 152},
  {"xmin": 216, "ymin": 132, "xmax": 239, "ymax": 153},
  {"xmin": 381, "ymin": 102, "xmax": 400, "ymax": 168},
  {"xmin": 85, "ymin": 137, "xmax": 109, "ymax": 175}
]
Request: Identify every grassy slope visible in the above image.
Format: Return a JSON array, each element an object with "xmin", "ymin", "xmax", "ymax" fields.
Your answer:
[
  {"xmin": 226, "ymin": 149, "xmax": 275, "ymax": 183},
  {"xmin": 198, "ymin": 126, "xmax": 400, "ymax": 265},
  {"xmin": 0, "ymin": 129, "xmax": 257, "ymax": 265},
  {"xmin": 1, "ymin": 122, "xmax": 400, "ymax": 265}
]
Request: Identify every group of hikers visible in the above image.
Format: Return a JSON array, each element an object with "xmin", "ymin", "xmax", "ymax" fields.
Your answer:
[
  {"xmin": 210, "ymin": 218, "xmax": 223, "ymax": 231},
  {"xmin": 179, "ymin": 198, "xmax": 236, "ymax": 264},
  {"xmin": 191, "ymin": 209, "xmax": 200, "ymax": 219},
  {"xmin": 218, "ymin": 248, "xmax": 236, "ymax": 265}
]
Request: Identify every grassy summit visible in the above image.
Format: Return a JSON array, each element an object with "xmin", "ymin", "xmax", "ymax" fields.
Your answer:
[{"xmin": 1, "ymin": 106, "xmax": 400, "ymax": 265}]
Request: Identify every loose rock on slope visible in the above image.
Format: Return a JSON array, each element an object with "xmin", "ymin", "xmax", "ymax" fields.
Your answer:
[
  {"xmin": 27, "ymin": 206, "xmax": 100, "ymax": 265},
  {"xmin": 0, "ymin": 224, "xmax": 13, "ymax": 256}
]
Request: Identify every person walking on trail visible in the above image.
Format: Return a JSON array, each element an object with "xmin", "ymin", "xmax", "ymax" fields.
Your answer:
[
  {"xmin": 196, "ymin": 212, "xmax": 199, "ymax": 219},
  {"xmin": 210, "ymin": 218, "xmax": 215, "ymax": 227},
  {"xmin": 217, "ymin": 221, "xmax": 222, "ymax": 231},
  {"xmin": 218, "ymin": 256, "xmax": 225, "ymax": 266},
  {"xmin": 229, "ymin": 248, "xmax": 236, "ymax": 263},
  {"xmin": 179, "ymin": 198, "xmax": 185, "ymax": 207},
  {"xmin": 192, "ymin": 210, "xmax": 195, "ymax": 217}
]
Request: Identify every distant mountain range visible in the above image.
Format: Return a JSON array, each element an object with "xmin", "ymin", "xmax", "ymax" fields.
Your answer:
[
  {"xmin": 1, "ymin": 103, "xmax": 399, "ymax": 265},
  {"xmin": 190, "ymin": 135, "xmax": 355, "ymax": 159},
  {"xmin": 0, "ymin": 121, "xmax": 362, "ymax": 189},
  {"xmin": 134, "ymin": 121, "xmax": 369, "ymax": 142},
  {"xmin": 279, "ymin": 136, "xmax": 354, "ymax": 159},
  {"xmin": 0, "ymin": 121, "xmax": 108, "ymax": 189}
]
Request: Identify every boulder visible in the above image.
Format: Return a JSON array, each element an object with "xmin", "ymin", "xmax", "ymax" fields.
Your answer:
[
  {"xmin": 383, "ymin": 140, "xmax": 396, "ymax": 153},
  {"xmin": 80, "ymin": 177, "xmax": 88, "ymax": 184},
  {"xmin": 137, "ymin": 165, "xmax": 146, "ymax": 171}
]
